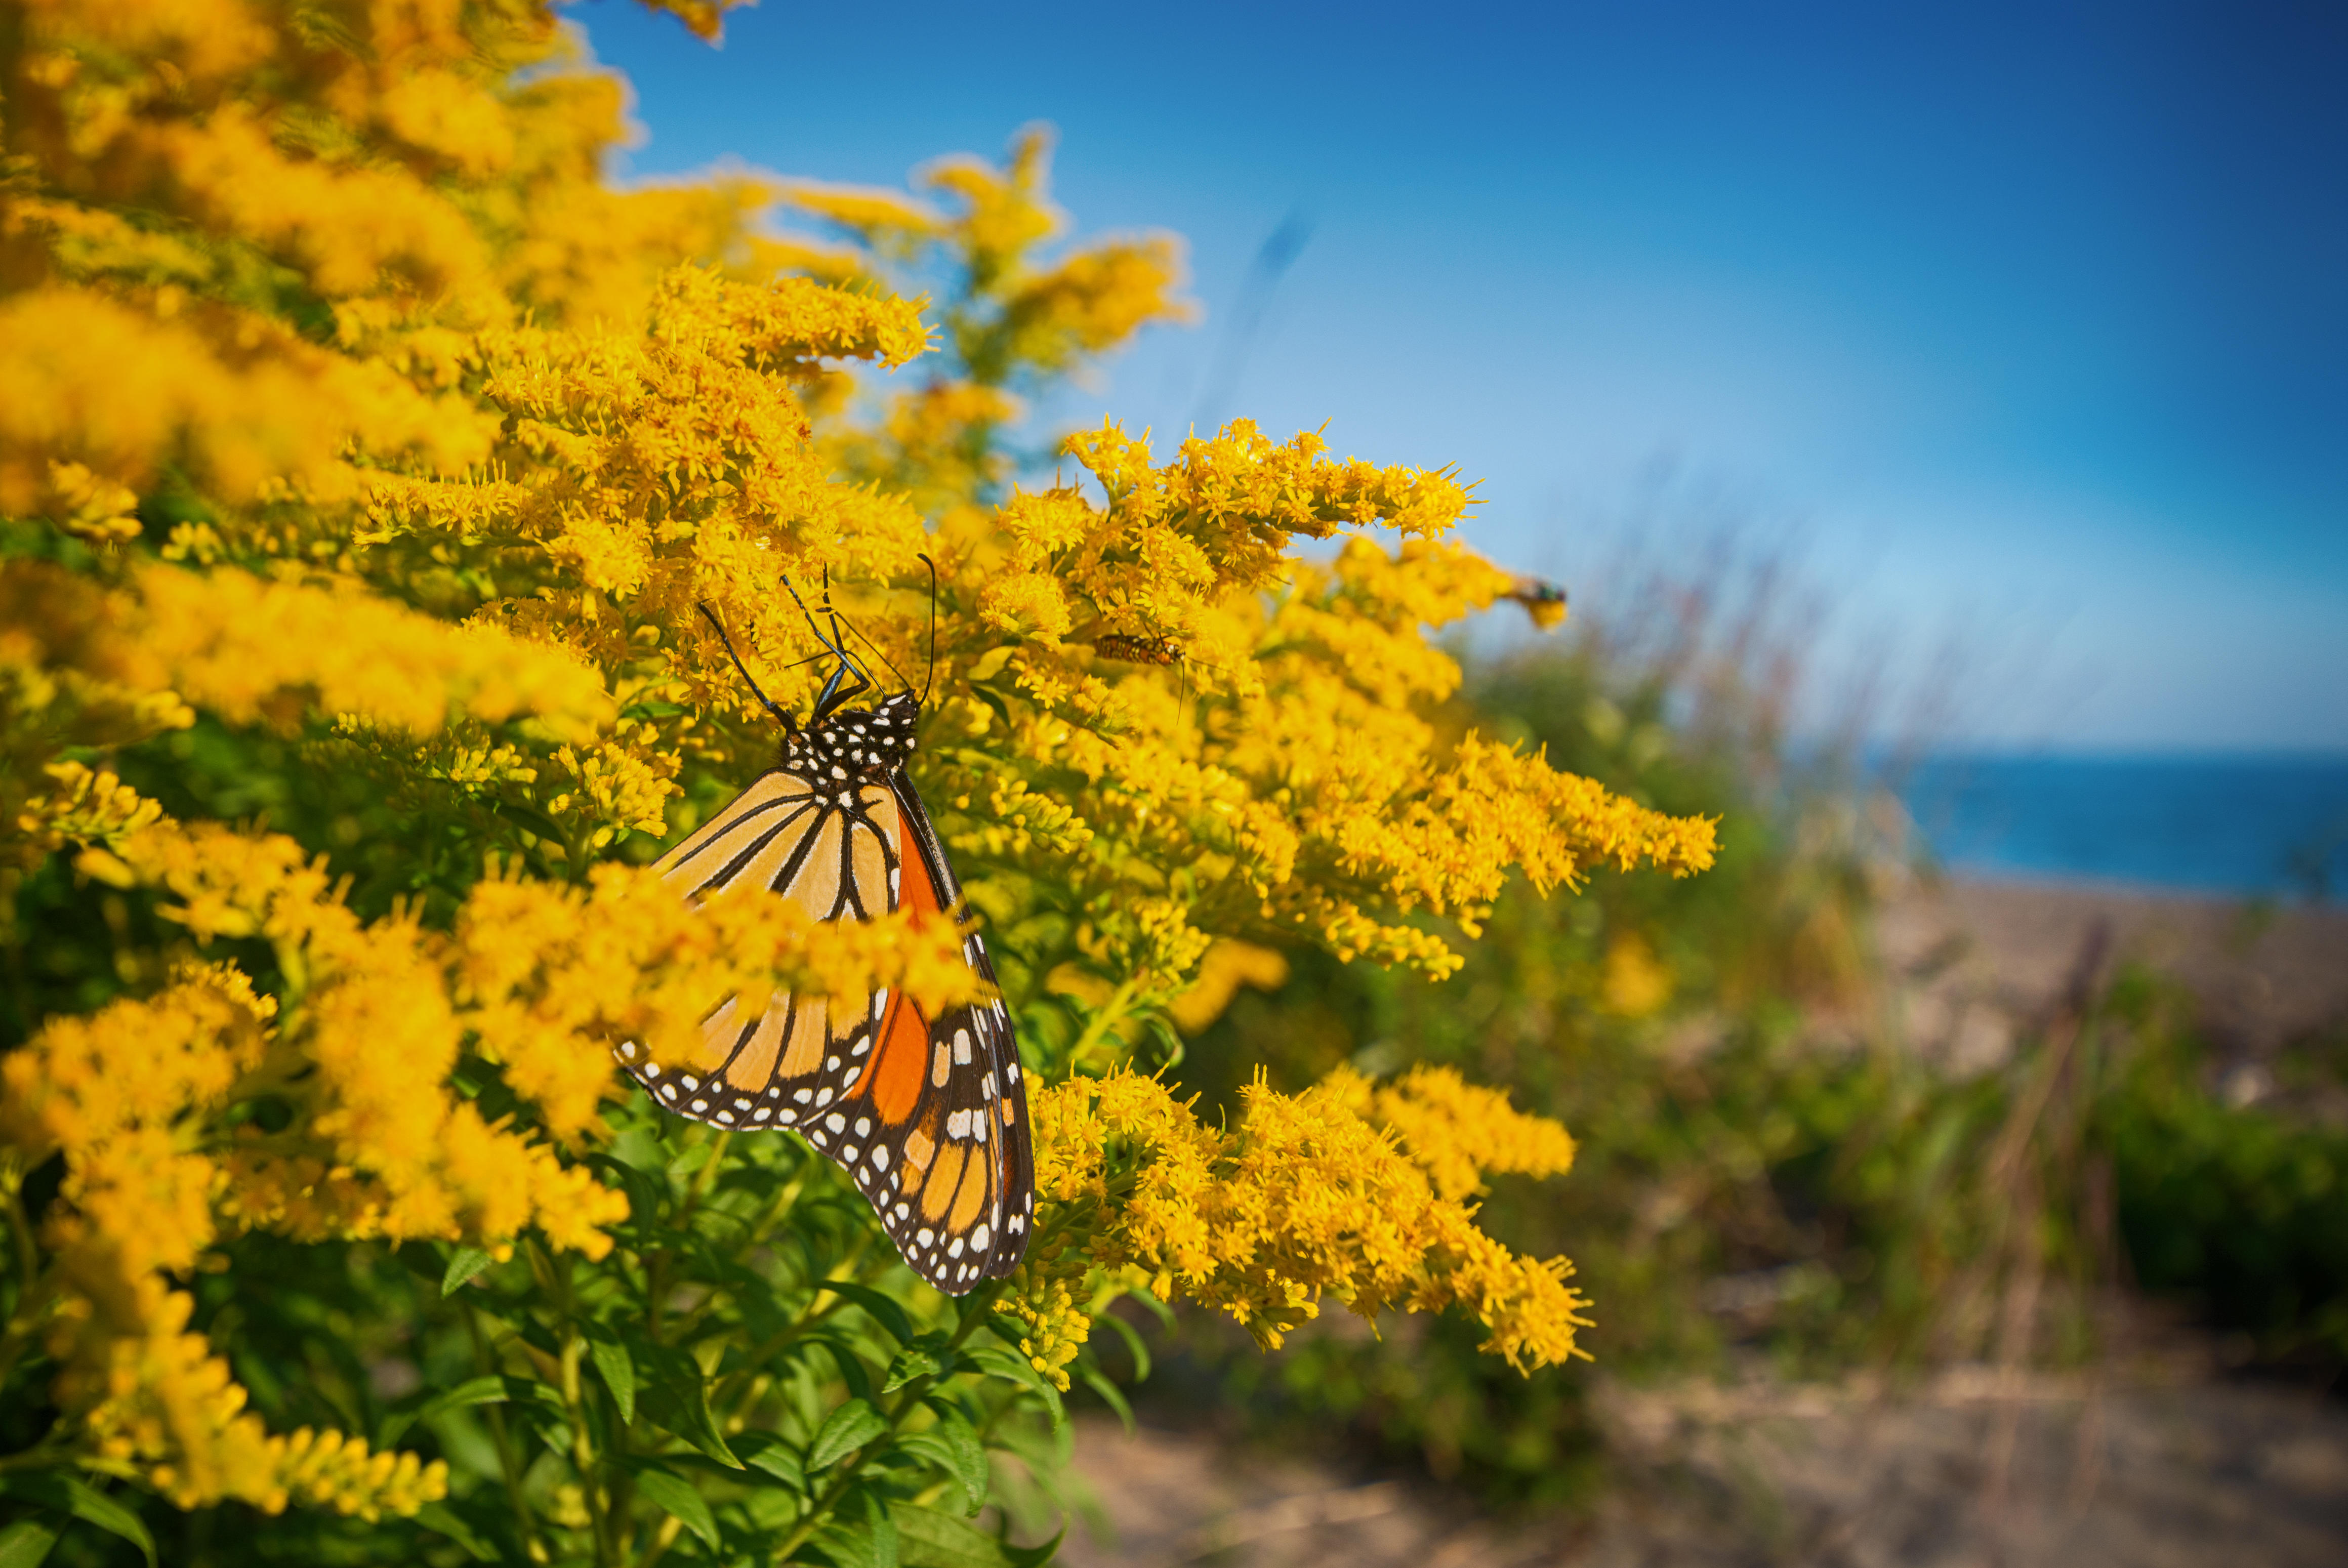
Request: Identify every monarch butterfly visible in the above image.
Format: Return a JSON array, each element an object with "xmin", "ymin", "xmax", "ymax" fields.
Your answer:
[{"xmin": 616, "ymin": 568, "xmax": 1033, "ymax": 1293}]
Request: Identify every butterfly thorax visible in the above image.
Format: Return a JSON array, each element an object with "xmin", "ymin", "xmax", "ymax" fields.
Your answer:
[{"xmin": 781, "ymin": 692, "xmax": 919, "ymax": 779}]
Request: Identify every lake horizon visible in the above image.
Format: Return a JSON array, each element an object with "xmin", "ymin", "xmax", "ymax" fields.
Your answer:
[{"xmin": 1881, "ymin": 750, "xmax": 2348, "ymax": 904}]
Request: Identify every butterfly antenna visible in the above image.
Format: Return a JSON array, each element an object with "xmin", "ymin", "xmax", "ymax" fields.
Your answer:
[
  {"xmin": 918, "ymin": 553, "xmax": 938, "ymax": 707},
  {"xmin": 843, "ymin": 620, "xmax": 915, "ymax": 699},
  {"xmin": 779, "ymin": 573, "xmax": 856, "ymax": 670},
  {"xmin": 818, "ymin": 566, "xmax": 862, "ymax": 681},
  {"xmin": 695, "ymin": 603, "xmax": 790, "ymax": 726}
]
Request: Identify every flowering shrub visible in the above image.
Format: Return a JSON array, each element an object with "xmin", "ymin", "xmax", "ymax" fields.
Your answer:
[{"xmin": 0, "ymin": 1, "xmax": 1714, "ymax": 1560}]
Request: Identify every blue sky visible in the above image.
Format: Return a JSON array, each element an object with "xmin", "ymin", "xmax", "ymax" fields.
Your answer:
[{"xmin": 576, "ymin": 0, "xmax": 2346, "ymax": 751}]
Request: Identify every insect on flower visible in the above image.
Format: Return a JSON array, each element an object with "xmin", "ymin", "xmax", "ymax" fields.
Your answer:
[
  {"xmin": 617, "ymin": 563, "xmax": 1034, "ymax": 1292},
  {"xmin": 1501, "ymin": 574, "xmax": 1570, "ymax": 631},
  {"xmin": 1091, "ymin": 632, "xmax": 1186, "ymax": 666}
]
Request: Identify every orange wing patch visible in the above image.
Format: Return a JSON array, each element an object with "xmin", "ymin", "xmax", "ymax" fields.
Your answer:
[{"xmin": 854, "ymin": 995, "xmax": 930, "ymax": 1126}]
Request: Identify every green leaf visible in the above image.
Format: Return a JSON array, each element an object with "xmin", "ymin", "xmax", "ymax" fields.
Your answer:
[
  {"xmin": 441, "ymin": 1246, "xmax": 495, "ymax": 1295},
  {"xmin": 863, "ymin": 1486, "xmax": 900, "ymax": 1568},
  {"xmin": 881, "ymin": 1345, "xmax": 942, "ymax": 1393},
  {"xmin": 0, "ymin": 1519, "xmax": 60, "ymax": 1568},
  {"xmin": 1078, "ymin": 1361, "xmax": 1134, "ymax": 1434},
  {"xmin": 1124, "ymin": 1286, "xmax": 1176, "ymax": 1331},
  {"xmin": 808, "ymin": 1397, "xmax": 888, "ymax": 1470},
  {"xmin": 0, "ymin": 1475, "xmax": 155, "ymax": 1568},
  {"xmin": 968, "ymin": 683, "xmax": 1015, "ymax": 732},
  {"xmin": 891, "ymin": 1506, "xmax": 1059, "ymax": 1568},
  {"xmin": 1099, "ymin": 1310, "xmax": 1152, "ymax": 1383},
  {"xmin": 588, "ymin": 1334, "xmax": 635, "ymax": 1425},
  {"xmin": 635, "ymin": 1344, "xmax": 742, "ymax": 1468},
  {"xmin": 964, "ymin": 1345, "xmax": 1065, "ymax": 1430},
  {"xmin": 1005, "ymin": 1530, "xmax": 1065, "ymax": 1568},
  {"xmin": 378, "ymin": 1373, "xmax": 510, "ymax": 1448},
  {"xmin": 414, "ymin": 1502, "xmax": 499, "ymax": 1561},
  {"xmin": 898, "ymin": 1410, "xmax": 986, "ymax": 1516},
  {"xmin": 485, "ymin": 797, "xmax": 569, "ymax": 844},
  {"xmin": 818, "ymin": 1280, "xmax": 916, "ymax": 1346},
  {"xmin": 731, "ymin": 1432, "xmax": 807, "ymax": 1493},
  {"xmin": 582, "ymin": 1152, "xmax": 664, "ymax": 1228},
  {"xmin": 810, "ymin": 1331, "xmax": 878, "ymax": 1404},
  {"xmin": 629, "ymin": 1466, "xmax": 720, "ymax": 1552}
]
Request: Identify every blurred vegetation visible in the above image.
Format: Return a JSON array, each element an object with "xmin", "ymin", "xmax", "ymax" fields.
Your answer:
[{"xmin": 1161, "ymin": 534, "xmax": 2348, "ymax": 1507}]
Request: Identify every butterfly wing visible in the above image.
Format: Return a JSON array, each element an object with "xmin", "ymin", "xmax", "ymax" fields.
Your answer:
[
  {"xmin": 822, "ymin": 769, "xmax": 1033, "ymax": 1291},
  {"xmin": 622, "ymin": 753, "xmax": 1034, "ymax": 1292},
  {"xmin": 621, "ymin": 767, "xmax": 895, "ymax": 1129}
]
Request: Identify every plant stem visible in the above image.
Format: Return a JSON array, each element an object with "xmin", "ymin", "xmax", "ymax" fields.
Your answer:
[
  {"xmin": 536, "ymin": 1241, "xmax": 615, "ymax": 1568},
  {"xmin": 769, "ymin": 1283, "xmax": 1007, "ymax": 1563},
  {"xmin": 4, "ymin": 1164, "xmax": 45, "ymax": 1294},
  {"xmin": 647, "ymin": 1130, "xmax": 732, "ymax": 1346},
  {"xmin": 632, "ymin": 1514, "xmax": 684, "ymax": 1568},
  {"xmin": 1065, "ymin": 980, "xmax": 1141, "ymax": 1071},
  {"xmin": 463, "ymin": 1299, "xmax": 542, "ymax": 1562}
]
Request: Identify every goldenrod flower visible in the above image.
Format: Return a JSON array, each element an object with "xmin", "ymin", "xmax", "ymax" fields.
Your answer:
[{"xmin": 1024, "ymin": 1070, "xmax": 1591, "ymax": 1374}]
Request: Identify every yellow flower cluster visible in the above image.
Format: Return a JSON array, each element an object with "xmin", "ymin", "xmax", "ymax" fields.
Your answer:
[
  {"xmin": 0, "ymin": 556, "xmax": 611, "ymax": 864},
  {"xmin": 3, "ymin": 964, "xmax": 451, "ymax": 1513},
  {"xmin": 12, "ymin": 762, "xmax": 163, "ymax": 868},
  {"xmin": 1019, "ymin": 1070, "xmax": 1591, "ymax": 1377},
  {"xmin": 127, "ymin": 564, "xmax": 614, "ymax": 741},
  {"xmin": 1325, "ymin": 1064, "xmax": 1580, "ymax": 1202},
  {"xmin": 923, "ymin": 495, "xmax": 1717, "ymax": 992},
  {"xmin": 998, "ymin": 1234, "xmax": 1094, "ymax": 1390},
  {"xmin": 786, "ymin": 128, "xmax": 1191, "ymax": 386},
  {"xmin": 0, "ymin": 0, "xmax": 774, "ymax": 512}
]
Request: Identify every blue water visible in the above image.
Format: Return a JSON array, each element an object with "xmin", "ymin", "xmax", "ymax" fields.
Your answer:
[{"xmin": 1894, "ymin": 754, "xmax": 2348, "ymax": 901}]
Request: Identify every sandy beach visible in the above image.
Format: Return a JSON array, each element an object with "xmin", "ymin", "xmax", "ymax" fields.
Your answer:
[
  {"xmin": 1880, "ymin": 874, "xmax": 2348, "ymax": 1065},
  {"xmin": 1054, "ymin": 877, "xmax": 2348, "ymax": 1567}
]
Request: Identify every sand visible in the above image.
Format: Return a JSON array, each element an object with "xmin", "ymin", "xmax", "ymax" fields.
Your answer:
[
  {"xmin": 1879, "ymin": 874, "xmax": 2348, "ymax": 1067},
  {"xmin": 1051, "ymin": 878, "xmax": 2348, "ymax": 1567},
  {"xmin": 1055, "ymin": 1364, "xmax": 2348, "ymax": 1568}
]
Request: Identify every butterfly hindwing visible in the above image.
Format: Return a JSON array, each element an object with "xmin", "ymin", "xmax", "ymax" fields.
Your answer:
[{"xmin": 826, "ymin": 774, "xmax": 1032, "ymax": 1291}]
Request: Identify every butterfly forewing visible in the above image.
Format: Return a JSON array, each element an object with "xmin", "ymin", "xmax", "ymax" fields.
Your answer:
[
  {"xmin": 622, "ymin": 690, "xmax": 1034, "ymax": 1293},
  {"xmin": 623, "ymin": 767, "xmax": 887, "ymax": 1124}
]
